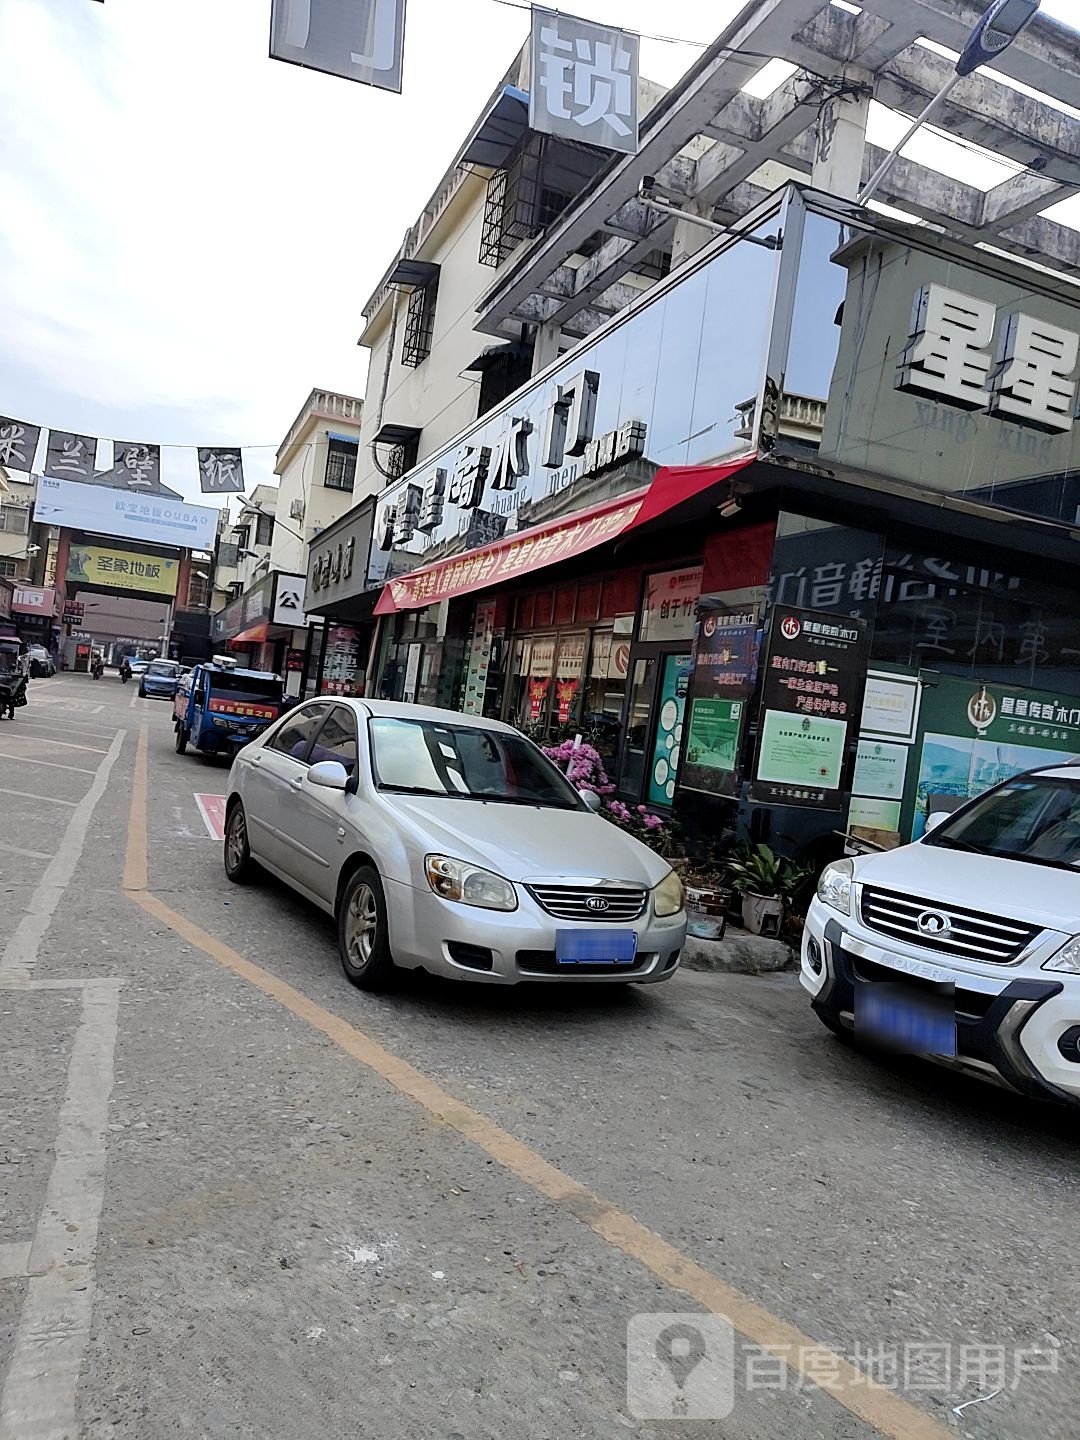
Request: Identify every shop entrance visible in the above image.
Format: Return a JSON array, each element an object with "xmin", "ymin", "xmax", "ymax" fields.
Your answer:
[{"xmin": 618, "ymin": 648, "xmax": 693, "ymax": 804}]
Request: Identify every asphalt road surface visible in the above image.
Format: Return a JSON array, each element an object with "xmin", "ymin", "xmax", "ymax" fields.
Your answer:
[{"xmin": 1, "ymin": 674, "xmax": 1076, "ymax": 1440}]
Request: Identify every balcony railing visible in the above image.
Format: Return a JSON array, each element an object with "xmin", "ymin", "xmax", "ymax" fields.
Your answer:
[{"xmin": 278, "ymin": 389, "xmax": 364, "ymax": 465}]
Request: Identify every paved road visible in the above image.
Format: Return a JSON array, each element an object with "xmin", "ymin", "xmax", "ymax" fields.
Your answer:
[{"xmin": 0, "ymin": 674, "xmax": 1075, "ymax": 1440}]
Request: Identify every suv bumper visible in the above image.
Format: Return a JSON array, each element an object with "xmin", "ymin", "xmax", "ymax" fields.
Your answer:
[{"xmin": 802, "ymin": 902, "xmax": 1078, "ymax": 1106}]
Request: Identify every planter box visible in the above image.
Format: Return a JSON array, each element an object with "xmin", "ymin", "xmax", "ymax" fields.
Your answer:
[{"xmin": 741, "ymin": 892, "xmax": 785, "ymax": 938}]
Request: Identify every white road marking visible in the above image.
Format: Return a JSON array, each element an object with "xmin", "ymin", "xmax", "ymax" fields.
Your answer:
[
  {"xmin": 0, "ymin": 838, "xmax": 53, "ymax": 862},
  {"xmin": 0, "ymin": 753, "xmax": 96, "ymax": 775},
  {"xmin": 14, "ymin": 718, "xmax": 122, "ymax": 739},
  {"xmin": 0, "ymin": 977, "xmax": 119, "ymax": 991},
  {"xmin": 0, "ymin": 734, "xmax": 109, "ymax": 755},
  {"xmin": 0, "ymin": 788, "xmax": 78, "ymax": 808},
  {"xmin": 0, "ymin": 1242, "xmax": 31, "ymax": 1280},
  {"xmin": 0, "ymin": 980, "xmax": 121, "ymax": 1440},
  {"xmin": 0, "ymin": 732, "xmax": 124, "ymax": 978},
  {"xmin": 128, "ymin": 693, "xmax": 141, "ymax": 709},
  {"xmin": 26, "ymin": 699, "xmax": 105, "ymax": 715}
]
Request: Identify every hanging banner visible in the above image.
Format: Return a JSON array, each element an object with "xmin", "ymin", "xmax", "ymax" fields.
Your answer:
[
  {"xmin": 66, "ymin": 543, "xmax": 179, "ymax": 597},
  {"xmin": 44, "ymin": 430, "xmax": 97, "ymax": 482},
  {"xmin": 270, "ymin": 0, "xmax": 407, "ymax": 92},
  {"xmin": 751, "ymin": 607, "xmax": 870, "ymax": 809},
  {"xmin": 530, "ymin": 9, "xmax": 639, "ymax": 155},
  {"xmin": 110, "ymin": 441, "xmax": 162, "ymax": 492},
  {"xmin": 0, "ymin": 417, "xmax": 42, "ymax": 472},
  {"xmin": 198, "ymin": 447, "xmax": 246, "ymax": 495}
]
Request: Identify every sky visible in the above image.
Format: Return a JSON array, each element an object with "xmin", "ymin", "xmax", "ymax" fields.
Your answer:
[{"xmin": 0, "ymin": 0, "xmax": 1076, "ymax": 510}]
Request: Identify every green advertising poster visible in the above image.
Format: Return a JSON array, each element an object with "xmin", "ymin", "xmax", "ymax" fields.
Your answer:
[
  {"xmin": 686, "ymin": 698, "xmax": 743, "ymax": 778},
  {"xmin": 905, "ymin": 673, "xmax": 1080, "ymax": 839},
  {"xmin": 756, "ymin": 711, "xmax": 848, "ymax": 792}
]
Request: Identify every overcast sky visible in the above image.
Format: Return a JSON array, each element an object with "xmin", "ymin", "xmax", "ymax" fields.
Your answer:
[{"xmin": 0, "ymin": 0, "xmax": 1076, "ymax": 508}]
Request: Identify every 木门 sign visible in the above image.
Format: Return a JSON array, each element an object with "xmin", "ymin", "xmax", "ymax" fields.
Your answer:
[
  {"xmin": 270, "ymin": 0, "xmax": 406, "ymax": 92},
  {"xmin": 530, "ymin": 9, "xmax": 639, "ymax": 155}
]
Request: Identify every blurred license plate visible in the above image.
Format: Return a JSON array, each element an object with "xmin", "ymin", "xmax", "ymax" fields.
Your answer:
[
  {"xmin": 856, "ymin": 982, "xmax": 956, "ymax": 1056},
  {"xmin": 556, "ymin": 930, "xmax": 637, "ymax": 966}
]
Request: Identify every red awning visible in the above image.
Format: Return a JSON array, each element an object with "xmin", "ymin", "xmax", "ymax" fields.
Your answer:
[
  {"xmin": 375, "ymin": 454, "xmax": 756, "ymax": 616},
  {"xmin": 229, "ymin": 623, "xmax": 270, "ymax": 648}
]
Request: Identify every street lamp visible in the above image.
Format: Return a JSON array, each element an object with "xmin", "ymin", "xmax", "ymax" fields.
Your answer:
[{"xmin": 858, "ymin": 0, "xmax": 1041, "ymax": 206}]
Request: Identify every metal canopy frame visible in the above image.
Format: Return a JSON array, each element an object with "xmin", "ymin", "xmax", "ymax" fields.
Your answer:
[{"xmin": 475, "ymin": 0, "xmax": 1080, "ymax": 341}]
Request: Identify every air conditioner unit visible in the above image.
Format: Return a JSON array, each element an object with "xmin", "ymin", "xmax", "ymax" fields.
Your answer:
[{"xmin": 289, "ymin": 498, "xmax": 306, "ymax": 522}]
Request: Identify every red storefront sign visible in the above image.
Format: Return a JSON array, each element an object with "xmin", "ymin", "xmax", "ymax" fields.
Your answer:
[
  {"xmin": 13, "ymin": 585, "xmax": 56, "ymax": 616},
  {"xmin": 208, "ymin": 699, "xmax": 278, "ymax": 721}
]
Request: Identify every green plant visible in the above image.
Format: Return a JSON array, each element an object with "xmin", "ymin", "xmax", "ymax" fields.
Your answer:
[{"xmin": 723, "ymin": 843, "xmax": 814, "ymax": 901}]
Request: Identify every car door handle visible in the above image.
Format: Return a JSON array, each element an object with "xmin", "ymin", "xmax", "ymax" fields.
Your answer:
[{"xmin": 292, "ymin": 775, "xmax": 304, "ymax": 788}]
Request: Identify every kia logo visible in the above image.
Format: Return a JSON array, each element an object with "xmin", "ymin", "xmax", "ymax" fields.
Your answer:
[
  {"xmin": 586, "ymin": 897, "xmax": 611, "ymax": 914},
  {"xmin": 917, "ymin": 910, "xmax": 951, "ymax": 937}
]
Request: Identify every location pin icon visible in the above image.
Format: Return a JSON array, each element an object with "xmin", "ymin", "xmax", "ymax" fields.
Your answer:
[{"xmin": 657, "ymin": 1323, "xmax": 708, "ymax": 1414}]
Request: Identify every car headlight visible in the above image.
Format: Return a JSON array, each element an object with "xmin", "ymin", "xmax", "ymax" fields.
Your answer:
[
  {"xmin": 816, "ymin": 859, "xmax": 854, "ymax": 916},
  {"xmin": 425, "ymin": 855, "xmax": 518, "ymax": 912},
  {"xmin": 653, "ymin": 869, "xmax": 685, "ymax": 918},
  {"xmin": 1044, "ymin": 936, "xmax": 1080, "ymax": 973}
]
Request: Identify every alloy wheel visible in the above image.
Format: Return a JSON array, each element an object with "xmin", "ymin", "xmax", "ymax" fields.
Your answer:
[{"xmin": 345, "ymin": 883, "xmax": 378, "ymax": 969}]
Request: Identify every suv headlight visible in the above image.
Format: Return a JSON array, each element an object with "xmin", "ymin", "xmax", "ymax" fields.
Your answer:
[
  {"xmin": 816, "ymin": 859, "xmax": 854, "ymax": 916},
  {"xmin": 425, "ymin": 855, "xmax": 517, "ymax": 912},
  {"xmin": 653, "ymin": 870, "xmax": 685, "ymax": 918},
  {"xmin": 1044, "ymin": 936, "xmax": 1080, "ymax": 974}
]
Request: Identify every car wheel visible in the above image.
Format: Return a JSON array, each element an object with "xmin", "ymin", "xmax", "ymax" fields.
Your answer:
[
  {"xmin": 174, "ymin": 724, "xmax": 189, "ymax": 755},
  {"xmin": 337, "ymin": 865, "xmax": 396, "ymax": 991},
  {"xmin": 224, "ymin": 801, "xmax": 257, "ymax": 884}
]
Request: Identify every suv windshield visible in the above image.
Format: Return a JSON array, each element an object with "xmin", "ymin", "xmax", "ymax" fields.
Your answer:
[
  {"xmin": 925, "ymin": 775, "xmax": 1080, "ymax": 870},
  {"xmin": 147, "ymin": 661, "xmax": 178, "ymax": 677},
  {"xmin": 369, "ymin": 717, "xmax": 583, "ymax": 809}
]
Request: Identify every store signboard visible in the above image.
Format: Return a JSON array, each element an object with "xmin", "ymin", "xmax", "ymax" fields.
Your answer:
[
  {"xmin": 530, "ymin": 10, "xmax": 639, "ymax": 155},
  {"xmin": 682, "ymin": 603, "xmax": 760, "ymax": 799},
  {"xmin": 640, "ymin": 567, "xmax": 703, "ymax": 643},
  {"xmin": 322, "ymin": 625, "xmax": 365, "ymax": 696},
  {"xmin": 905, "ymin": 672, "xmax": 1080, "ymax": 839},
  {"xmin": 462, "ymin": 600, "xmax": 497, "ymax": 717},
  {"xmin": 13, "ymin": 585, "xmax": 56, "ymax": 616},
  {"xmin": 271, "ymin": 573, "xmax": 308, "ymax": 627},
  {"xmin": 370, "ymin": 219, "xmax": 780, "ymax": 585},
  {"xmin": 751, "ymin": 606, "xmax": 869, "ymax": 809},
  {"xmin": 648, "ymin": 653, "xmax": 692, "ymax": 805},
  {"xmin": 270, "ymin": 0, "xmax": 407, "ymax": 92},
  {"xmin": 66, "ymin": 543, "xmax": 179, "ymax": 597},
  {"xmin": 34, "ymin": 476, "xmax": 218, "ymax": 550},
  {"xmin": 809, "ymin": 229, "xmax": 1080, "ymax": 529}
]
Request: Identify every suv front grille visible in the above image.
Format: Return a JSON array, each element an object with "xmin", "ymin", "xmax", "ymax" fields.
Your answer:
[
  {"xmin": 860, "ymin": 887, "xmax": 1039, "ymax": 965},
  {"xmin": 526, "ymin": 884, "xmax": 648, "ymax": 923}
]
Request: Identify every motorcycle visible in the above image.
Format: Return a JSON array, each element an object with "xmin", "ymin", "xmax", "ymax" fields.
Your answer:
[
  {"xmin": 0, "ymin": 640, "xmax": 28, "ymax": 720},
  {"xmin": 91, "ymin": 659, "xmax": 105, "ymax": 680}
]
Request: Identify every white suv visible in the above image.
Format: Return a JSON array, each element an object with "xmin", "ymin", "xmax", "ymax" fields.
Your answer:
[{"xmin": 802, "ymin": 765, "xmax": 1080, "ymax": 1105}]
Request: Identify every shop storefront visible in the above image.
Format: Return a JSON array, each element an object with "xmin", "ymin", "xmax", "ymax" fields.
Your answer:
[
  {"xmin": 12, "ymin": 584, "xmax": 59, "ymax": 651},
  {"xmin": 303, "ymin": 499, "xmax": 377, "ymax": 698},
  {"xmin": 210, "ymin": 571, "xmax": 310, "ymax": 685},
  {"xmin": 342, "ymin": 184, "xmax": 1080, "ymax": 859}
]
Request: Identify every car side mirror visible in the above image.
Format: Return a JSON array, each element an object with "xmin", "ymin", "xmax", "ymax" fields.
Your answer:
[
  {"xmin": 924, "ymin": 811, "xmax": 948, "ymax": 833},
  {"xmin": 579, "ymin": 789, "xmax": 602, "ymax": 814},
  {"xmin": 308, "ymin": 760, "xmax": 350, "ymax": 791}
]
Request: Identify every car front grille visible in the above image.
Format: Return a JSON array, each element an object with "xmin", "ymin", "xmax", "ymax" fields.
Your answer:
[
  {"xmin": 859, "ymin": 887, "xmax": 1040, "ymax": 965},
  {"xmin": 526, "ymin": 883, "xmax": 648, "ymax": 923},
  {"xmin": 517, "ymin": 949, "xmax": 653, "ymax": 976}
]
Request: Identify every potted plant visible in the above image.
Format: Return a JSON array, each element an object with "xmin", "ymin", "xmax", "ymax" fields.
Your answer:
[
  {"xmin": 724, "ymin": 844, "xmax": 813, "ymax": 937},
  {"xmin": 680, "ymin": 862, "xmax": 732, "ymax": 941}
]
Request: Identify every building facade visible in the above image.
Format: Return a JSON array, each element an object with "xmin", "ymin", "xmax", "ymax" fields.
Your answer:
[{"xmin": 271, "ymin": 388, "xmax": 364, "ymax": 576}]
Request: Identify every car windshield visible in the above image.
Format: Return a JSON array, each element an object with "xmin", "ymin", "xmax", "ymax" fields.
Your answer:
[
  {"xmin": 369, "ymin": 717, "xmax": 584, "ymax": 809},
  {"xmin": 925, "ymin": 776, "xmax": 1080, "ymax": 870},
  {"xmin": 147, "ymin": 662, "xmax": 178, "ymax": 677}
]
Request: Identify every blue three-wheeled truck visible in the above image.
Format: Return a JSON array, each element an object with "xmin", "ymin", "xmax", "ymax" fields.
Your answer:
[{"xmin": 172, "ymin": 657, "xmax": 285, "ymax": 758}]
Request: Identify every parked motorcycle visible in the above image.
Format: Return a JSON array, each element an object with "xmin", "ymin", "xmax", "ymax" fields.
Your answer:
[{"xmin": 0, "ymin": 639, "xmax": 28, "ymax": 719}]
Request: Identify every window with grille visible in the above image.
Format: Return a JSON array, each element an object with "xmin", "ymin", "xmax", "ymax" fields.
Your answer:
[
  {"xmin": 233, "ymin": 526, "xmax": 250, "ymax": 552},
  {"xmin": 325, "ymin": 440, "xmax": 358, "ymax": 491},
  {"xmin": 255, "ymin": 513, "xmax": 275, "ymax": 547},
  {"xmin": 479, "ymin": 133, "xmax": 609, "ymax": 268},
  {"xmin": 0, "ymin": 504, "xmax": 29, "ymax": 534},
  {"xmin": 401, "ymin": 276, "xmax": 439, "ymax": 367},
  {"xmin": 0, "ymin": 558, "xmax": 17, "ymax": 578}
]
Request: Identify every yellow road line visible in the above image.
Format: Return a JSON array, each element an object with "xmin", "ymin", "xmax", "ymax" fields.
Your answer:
[{"xmin": 123, "ymin": 725, "xmax": 950, "ymax": 1440}]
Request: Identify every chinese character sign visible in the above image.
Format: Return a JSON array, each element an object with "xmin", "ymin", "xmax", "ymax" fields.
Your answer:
[
  {"xmin": 197, "ymin": 447, "xmax": 246, "ymax": 494},
  {"xmin": 0, "ymin": 416, "xmax": 41, "ymax": 471},
  {"xmin": 270, "ymin": 0, "xmax": 406, "ymax": 93},
  {"xmin": 112, "ymin": 441, "xmax": 162, "ymax": 491},
  {"xmin": 751, "ymin": 607, "xmax": 869, "ymax": 809},
  {"xmin": 65, "ymin": 543, "xmax": 178, "ymax": 597},
  {"xmin": 44, "ymin": 430, "xmax": 96, "ymax": 481},
  {"xmin": 530, "ymin": 10, "xmax": 639, "ymax": 155}
]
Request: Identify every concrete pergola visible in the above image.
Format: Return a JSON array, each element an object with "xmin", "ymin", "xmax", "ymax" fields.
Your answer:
[{"xmin": 476, "ymin": 0, "xmax": 1080, "ymax": 342}]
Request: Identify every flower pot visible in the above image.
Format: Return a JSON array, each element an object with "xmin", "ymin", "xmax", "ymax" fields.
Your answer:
[{"xmin": 741, "ymin": 892, "xmax": 784, "ymax": 938}]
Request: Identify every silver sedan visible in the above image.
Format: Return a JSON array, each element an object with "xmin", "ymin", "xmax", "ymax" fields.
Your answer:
[{"xmin": 224, "ymin": 699, "xmax": 687, "ymax": 989}]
